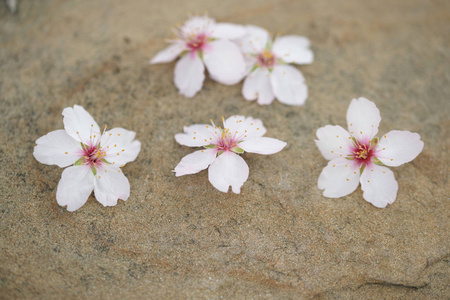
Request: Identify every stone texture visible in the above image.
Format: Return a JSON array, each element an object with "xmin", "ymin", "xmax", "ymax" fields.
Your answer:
[{"xmin": 0, "ymin": 0, "xmax": 449, "ymax": 299}]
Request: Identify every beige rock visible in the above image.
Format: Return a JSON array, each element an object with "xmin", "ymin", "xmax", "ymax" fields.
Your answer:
[{"xmin": 0, "ymin": 0, "xmax": 448, "ymax": 298}]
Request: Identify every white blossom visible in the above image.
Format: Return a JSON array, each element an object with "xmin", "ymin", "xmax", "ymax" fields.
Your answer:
[
  {"xmin": 33, "ymin": 105, "xmax": 141, "ymax": 211},
  {"xmin": 174, "ymin": 115, "xmax": 286, "ymax": 193},
  {"xmin": 239, "ymin": 25, "xmax": 313, "ymax": 105},
  {"xmin": 150, "ymin": 15, "xmax": 246, "ymax": 98},
  {"xmin": 315, "ymin": 97, "xmax": 424, "ymax": 207}
]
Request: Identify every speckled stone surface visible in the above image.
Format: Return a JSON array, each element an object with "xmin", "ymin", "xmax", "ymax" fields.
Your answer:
[{"xmin": 0, "ymin": 0, "xmax": 449, "ymax": 299}]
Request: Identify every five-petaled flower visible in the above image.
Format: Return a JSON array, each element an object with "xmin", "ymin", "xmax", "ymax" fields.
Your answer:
[
  {"xmin": 150, "ymin": 15, "xmax": 246, "ymax": 98},
  {"xmin": 33, "ymin": 105, "xmax": 141, "ymax": 212},
  {"xmin": 239, "ymin": 25, "xmax": 313, "ymax": 106},
  {"xmin": 174, "ymin": 115, "xmax": 287, "ymax": 193},
  {"xmin": 315, "ymin": 97, "xmax": 424, "ymax": 208}
]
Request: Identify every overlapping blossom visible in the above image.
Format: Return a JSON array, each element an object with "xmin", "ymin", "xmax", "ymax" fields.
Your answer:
[
  {"xmin": 239, "ymin": 25, "xmax": 313, "ymax": 106},
  {"xmin": 174, "ymin": 115, "xmax": 287, "ymax": 193},
  {"xmin": 315, "ymin": 97, "xmax": 424, "ymax": 207},
  {"xmin": 150, "ymin": 15, "xmax": 246, "ymax": 97},
  {"xmin": 33, "ymin": 105, "xmax": 141, "ymax": 211}
]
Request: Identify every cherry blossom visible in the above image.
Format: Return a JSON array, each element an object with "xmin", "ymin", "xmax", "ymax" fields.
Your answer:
[
  {"xmin": 150, "ymin": 15, "xmax": 246, "ymax": 98},
  {"xmin": 239, "ymin": 25, "xmax": 313, "ymax": 106},
  {"xmin": 174, "ymin": 115, "xmax": 287, "ymax": 193},
  {"xmin": 33, "ymin": 105, "xmax": 141, "ymax": 211},
  {"xmin": 315, "ymin": 97, "xmax": 424, "ymax": 208}
]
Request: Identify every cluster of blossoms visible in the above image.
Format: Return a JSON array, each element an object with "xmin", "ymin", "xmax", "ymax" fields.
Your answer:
[
  {"xmin": 151, "ymin": 16, "xmax": 313, "ymax": 106},
  {"xmin": 33, "ymin": 17, "xmax": 424, "ymax": 212}
]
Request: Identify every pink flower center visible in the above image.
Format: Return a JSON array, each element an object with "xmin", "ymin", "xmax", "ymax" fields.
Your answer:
[
  {"xmin": 186, "ymin": 33, "xmax": 209, "ymax": 53},
  {"xmin": 257, "ymin": 50, "xmax": 276, "ymax": 68},
  {"xmin": 83, "ymin": 144, "xmax": 107, "ymax": 168},
  {"xmin": 216, "ymin": 128, "xmax": 238, "ymax": 151},
  {"xmin": 351, "ymin": 140, "xmax": 376, "ymax": 166}
]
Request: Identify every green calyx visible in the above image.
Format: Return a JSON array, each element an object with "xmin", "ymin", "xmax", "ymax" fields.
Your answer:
[
  {"xmin": 231, "ymin": 147, "xmax": 244, "ymax": 154},
  {"xmin": 74, "ymin": 157, "xmax": 84, "ymax": 166}
]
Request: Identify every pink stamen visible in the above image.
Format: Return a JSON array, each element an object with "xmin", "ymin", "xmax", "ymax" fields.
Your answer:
[
  {"xmin": 257, "ymin": 50, "xmax": 276, "ymax": 68},
  {"xmin": 351, "ymin": 139, "xmax": 377, "ymax": 167},
  {"xmin": 186, "ymin": 33, "xmax": 209, "ymax": 54}
]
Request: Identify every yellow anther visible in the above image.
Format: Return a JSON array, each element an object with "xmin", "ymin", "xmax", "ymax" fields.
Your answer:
[{"xmin": 65, "ymin": 152, "xmax": 68, "ymax": 154}]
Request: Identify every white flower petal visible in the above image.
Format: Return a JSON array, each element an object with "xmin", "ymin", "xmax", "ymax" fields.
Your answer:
[
  {"xmin": 240, "ymin": 25, "xmax": 269, "ymax": 54},
  {"xmin": 270, "ymin": 65, "xmax": 308, "ymax": 106},
  {"xmin": 376, "ymin": 130, "xmax": 424, "ymax": 167},
  {"xmin": 242, "ymin": 68, "xmax": 275, "ymax": 105},
  {"xmin": 106, "ymin": 140, "xmax": 141, "ymax": 166},
  {"xmin": 360, "ymin": 165, "xmax": 398, "ymax": 208},
  {"xmin": 150, "ymin": 42, "xmax": 185, "ymax": 64},
  {"xmin": 272, "ymin": 35, "xmax": 313, "ymax": 64},
  {"xmin": 318, "ymin": 158, "xmax": 360, "ymax": 198},
  {"xmin": 174, "ymin": 149, "xmax": 217, "ymax": 176},
  {"xmin": 34, "ymin": 129, "xmax": 82, "ymax": 167},
  {"xmin": 94, "ymin": 165, "xmax": 130, "ymax": 207},
  {"xmin": 315, "ymin": 125, "xmax": 353, "ymax": 160},
  {"xmin": 100, "ymin": 127, "xmax": 141, "ymax": 166},
  {"xmin": 56, "ymin": 165, "xmax": 94, "ymax": 212},
  {"xmin": 239, "ymin": 137, "xmax": 286, "ymax": 155},
  {"xmin": 174, "ymin": 53, "xmax": 205, "ymax": 98},
  {"xmin": 101, "ymin": 127, "xmax": 136, "ymax": 147},
  {"xmin": 211, "ymin": 23, "xmax": 246, "ymax": 40},
  {"xmin": 208, "ymin": 151, "xmax": 249, "ymax": 193},
  {"xmin": 182, "ymin": 16, "xmax": 215, "ymax": 36},
  {"xmin": 223, "ymin": 115, "xmax": 267, "ymax": 139},
  {"xmin": 346, "ymin": 97, "xmax": 381, "ymax": 141},
  {"xmin": 63, "ymin": 105, "xmax": 100, "ymax": 144},
  {"xmin": 203, "ymin": 39, "xmax": 246, "ymax": 85},
  {"xmin": 175, "ymin": 124, "xmax": 216, "ymax": 147}
]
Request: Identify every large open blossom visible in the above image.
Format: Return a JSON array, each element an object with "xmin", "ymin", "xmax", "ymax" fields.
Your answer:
[
  {"xmin": 174, "ymin": 115, "xmax": 286, "ymax": 193},
  {"xmin": 150, "ymin": 15, "xmax": 246, "ymax": 98},
  {"xmin": 239, "ymin": 25, "xmax": 313, "ymax": 106},
  {"xmin": 315, "ymin": 97, "xmax": 424, "ymax": 208},
  {"xmin": 33, "ymin": 105, "xmax": 141, "ymax": 211}
]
